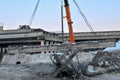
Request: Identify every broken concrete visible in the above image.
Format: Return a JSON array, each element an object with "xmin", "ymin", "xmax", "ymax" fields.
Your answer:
[
  {"xmin": 85, "ymin": 50, "xmax": 120, "ymax": 76},
  {"xmin": 1, "ymin": 53, "xmax": 53, "ymax": 64},
  {"xmin": 92, "ymin": 50, "xmax": 120, "ymax": 67},
  {"xmin": 1, "ymin": 49, "xmax": 120, "ymax": 79},
  {"xmin": 50, "ymin": 50, "xmax": 120, "ymax": 78}
]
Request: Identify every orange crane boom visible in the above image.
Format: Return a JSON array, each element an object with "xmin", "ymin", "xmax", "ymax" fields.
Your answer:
[{"xmin": 64, "ymin": 0, "xmax": 75, "ymax": 43}]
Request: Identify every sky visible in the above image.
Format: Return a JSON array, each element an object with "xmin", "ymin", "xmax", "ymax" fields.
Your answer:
[{"xmin": 0, "ymin": 0, "xmax": 120, "ymax": 32}]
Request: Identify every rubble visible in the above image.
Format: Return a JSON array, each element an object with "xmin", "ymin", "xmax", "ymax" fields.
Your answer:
[
  {"xmin": 92, "ymin": 50, "xmax": 120, "ymax": 67},
  {"xmin": 50, "ymin": 49, "xmax": 120, "ymax": 79},
  {"xmin": 85, "ymin": 50, "xmax": 120, "ymax": 76},
  {"xmin": 1, "ymin": 53, "xmax": 53, "ymax": 64},
  {"xmin": 51, "ymin": 48, "xmax": 83, "ymax": 79},
  {"xmin": 1, "ymin": 46, "xmax": 120, "ymax": 79}
]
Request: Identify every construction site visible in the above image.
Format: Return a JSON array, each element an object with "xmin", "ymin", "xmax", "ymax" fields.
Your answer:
[{"xmin": 0, "ymin": 0, "xmax": 120, "ymax": 80}]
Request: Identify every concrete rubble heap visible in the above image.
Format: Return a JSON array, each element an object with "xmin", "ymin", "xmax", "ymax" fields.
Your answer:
[
  {"xmin": 49, "ymin": 49, "xmax": 120, "ymax": 79},
  {"xmin": 0, "ymin": 48, "xmax": 120, "ymax": 79},
  {"xmin": 85, "ymin": 50, "xmax": 120, "ymax": 76}
]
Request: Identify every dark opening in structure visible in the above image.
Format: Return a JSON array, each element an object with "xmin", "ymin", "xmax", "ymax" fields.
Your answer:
[{"xmin": 16, "ymin": 61, "xmax": 21, "ymax": 64}]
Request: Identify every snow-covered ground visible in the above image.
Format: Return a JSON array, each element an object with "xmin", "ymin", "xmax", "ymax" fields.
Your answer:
[{"xmin": 0, "ymin": 64, "xmax": 120, "ymax": 80}]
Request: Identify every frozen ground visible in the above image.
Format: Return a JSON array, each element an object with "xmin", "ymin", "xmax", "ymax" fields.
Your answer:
[{"xmin": 0, "ymin": 64, "xmax": 120, "ymax": 80}]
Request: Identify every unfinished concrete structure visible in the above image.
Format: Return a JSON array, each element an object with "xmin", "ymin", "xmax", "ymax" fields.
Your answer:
[
  {"xmin": 0, "ymin": 25, "xmax": 120, "ymax": 48},
  {"xmin": 59, "ymin": 31, "xmax": 120, "ymax": 42},
  {"xmin": 0, "ymin": 25, "xmax": 62, "ymax": 55},
  {"xmin": 0, "ymin": 25, "xmax": 62, "ymax": 46},
  {"xmin": 0, "ymin": 25, "xmax": 120, "ymax": 55}
]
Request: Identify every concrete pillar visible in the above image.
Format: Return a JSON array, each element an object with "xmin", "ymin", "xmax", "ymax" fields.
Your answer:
[
  {"xmin": 54, "ymin": 42, "xmax": 58, "ymax": 45},
  {"xmin": 0, "ymin": 47, "xmax": 2, "ymax": 53},
  {"xmin": 1, "ymin": 47, "xmax": 3, "ymax": 53},
  {"xmin": 0, "ymin": 47, "xmax": 3, "ymax": 62},
  {"xmin": 50, "ymin": 41, "xmax": 53, "ymax": 45},
  {"xmin": 41, "ymin": 40, "xmax": 44, "ymax": 46},
  {"xmin": 46, "ymin": 51, "xmax": 48, "ymax": 53},
  {"xmin": 0, "ymin": 23, "xmax": 3, "ymax": 31},
  {"xmin": 46, "ymin": 41, "xmax": 49, "ymax": 46},
  {"xmin": 2, "ymin": 47, "xmax": 5, "ymax": 54}
]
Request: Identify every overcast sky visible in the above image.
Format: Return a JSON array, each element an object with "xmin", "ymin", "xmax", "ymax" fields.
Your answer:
[{"xmin": 0, "ymin": 0, "xmax": 120, "ymax": 32}]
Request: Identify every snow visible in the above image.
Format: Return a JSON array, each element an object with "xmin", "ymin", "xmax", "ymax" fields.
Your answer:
[{"xmin": 104, "ymin": 41, "xmax": 120, "ymax": 51}]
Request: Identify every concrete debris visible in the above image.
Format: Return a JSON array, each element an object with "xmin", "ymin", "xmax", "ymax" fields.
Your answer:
[
  {"xmin": 92, "ymin": 50, "xmax": 120, "ymax": 67},
  {"xmin": 1, "ymin": 48, "xmax": 120, "ymax": 79},
  {"xmin": 50, "ymin": 50, "xmax": 120, "ymax": 79},
  {"xmin": 85, "ymin": 50, "xmax": 120, "ymax": 76},
  {"xmin": 0, "ymin": 64, "xmax": 57, "ymax": 80},
  {"xmin": 1, "ymin": 53, "xmax": 53, "ymax": 64},
  {"xmin": 51, "ymin": 48, "xmax": 82, "ymax": 79}
]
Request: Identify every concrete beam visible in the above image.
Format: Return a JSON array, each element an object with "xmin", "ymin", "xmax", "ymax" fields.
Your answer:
[{"xmin": 7, "ymin": 40, "xmax": 115, "ymax": 54}]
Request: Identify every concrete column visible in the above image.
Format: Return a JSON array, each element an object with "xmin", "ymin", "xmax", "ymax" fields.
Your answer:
[
  {"xmin": 41, "ymin": 40, "xmax": 44, "ymax": 46},
  {"xmin": 50, "ymin": 41, "xmax": 53, "ymax": 45},
  {"xmin": 1, "ymin": 47, "xmax": 3, "ymax": 53},
  {"xmin": 0, "ymin": 47, "xmax": 2, "ymax": 53},
  {"xmin": 2, "ymin": 48, "xmax": 6, "ymax": 54},
  {"xmin": 48, "ymin": 41, "xmax": 50, "ymax": 45},
  {"xmin": 54, "ymin": 42, "xmax": 58, "ymax": 45},
  {"xmin": 46, "ymin": 41, "xmax": 49, "ymax": 46},
  {"xmin": 46, "ymin": 51, "xmax": 48, "ymax": 53},
  {"xmin": 0, "ymin": 23, "xmax": 3, "ymax": 31},
  {"xmin": 0, "ymin": 47, "xmax": 3, "ymax": 62}
]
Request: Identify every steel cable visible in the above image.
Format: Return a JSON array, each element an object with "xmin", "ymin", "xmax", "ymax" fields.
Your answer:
[
  {"xmin": 29, "ymin": 0, "xmax": 40, "ymax": 27},
  {"xmin": 73, "ymin": 0, "xmax": 94, "ymax": 32}
]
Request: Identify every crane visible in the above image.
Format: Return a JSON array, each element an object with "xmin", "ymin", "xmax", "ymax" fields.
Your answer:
[
  {"xmin": 28, "ymin": 0, "xmax": 75, "ymax": 43},
  {"xmin": 64, "ymin": 0, "xmax": 75, "ymax": 43}
]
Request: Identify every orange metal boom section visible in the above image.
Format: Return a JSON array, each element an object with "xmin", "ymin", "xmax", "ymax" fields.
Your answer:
[{"xmin": 64, "ymin": 0, "xmax": 75, "ymax": 43}]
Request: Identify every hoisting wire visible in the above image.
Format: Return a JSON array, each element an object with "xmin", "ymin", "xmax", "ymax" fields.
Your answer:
[
  {"xmin": 61, "ymin": 0, "xmax": 64, "ymax": 42},
  {"xmin": 29, "ymin": 0, "xmax": 40, "ymax": 27},
  {"xmin": 73, "ymin": 0, "xmax": 94, "ymax": 32}
]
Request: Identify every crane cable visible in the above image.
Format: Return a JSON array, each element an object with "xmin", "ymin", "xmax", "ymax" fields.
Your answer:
[
  {"xmin": 29, "ymin": 0, "xmax": 40, "ymax": 27},
  {"xmin": 73, "ymin": 0, "xmax": 94, "ymax": 32}
]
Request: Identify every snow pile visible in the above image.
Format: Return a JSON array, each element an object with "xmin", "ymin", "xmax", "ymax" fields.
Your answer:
[{"xmin": 104, "ymin": 41, "xmax": 120, "ymax": 51}]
